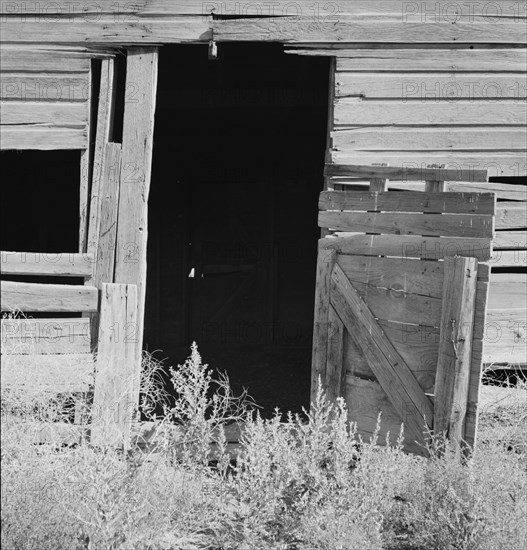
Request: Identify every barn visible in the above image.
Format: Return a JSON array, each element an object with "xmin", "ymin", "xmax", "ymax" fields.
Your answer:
[{"xmin": 1, "ymin": 1, "xmax": 526, "ymax": 452}]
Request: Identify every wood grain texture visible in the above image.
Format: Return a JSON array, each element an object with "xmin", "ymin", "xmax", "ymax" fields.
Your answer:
[
  {"xmin": 434, "ymin": 257, "xmax": 478, "ymax": 443},
  {"xmin": 489, "ymin": 249, "xmax": 527, "ymax": 267},
  {"xmin": 335, "ymin": 49, "xmax": 527, "ymax": 72},
  {"xmin": 319, "ymin": 211, "xmax": 494, "ymax": 238},
  {"xmin": 1, "ymin": 74, "xmax": 90, "ymax": 101},
  {"xmin": 1, "ymin": 19, "xmax": 211, "ymax": 43},
  {"xmin": 345, "ymin": 320, "xmax": 440, "ymax": 394},
  {"xmin": 325, "ymin": 164, "xmax": 488, "ymax": 182},
  {"xmin": 331, "ymin": 155, "xmax": 526, "ymax": 178},
  {"xmin": 337, "ymin": 255, "xmax": 445, "ymax": 298},
  {"xmin": 484, "ymin": 309, "xmax": 527, "ymax": 365},
  {"xmin": 345, "ymin": 376, "xmax": 428, "ymax": 456},
  {"xmin": 0, "ymin": 126, "xmax": 87, "ymax": 149},
  {"xmin": 311, "ymin": 246, "xmax": 336, "ymax": 403},
  {"xmin": 1, "ymin": 317, "xmax": 91, "ymax": 355},
  {"xmin": 493, "ymin": 230, "xmax": 527, "ymax": 249},
  {"xmin": 330, "ymin": 263, "xmax": 433, "ymax": 448},
  {"xmin": 87, "ymin": 57, "xmax": 117, "ymax": 261},
  {"xmin": 319, "ymin": 190, "xmax": 495, "ymax": 214},
  {"xmin": 0, "ymin": 353, "xmax": 94, "ymax": 393},
  {"xmin": 332, "ymin": 127, "xmax": 527, "ymax": 152},
  {"xmin": 336, "ymin": 73, "xmax": 527, "ymax": 100},
  {"xmin": 1, "ymin": 281, "xmax": 98, "ymax": 312},
  {"xmin": 0, "ymin": 101, "xmax": 88, "ymax": 126},
  {"xmin": 488, "ymin": 275, "xmax": 527, "ymax": 310},
  {"xmin": 495, "ymin": 202, "xmax": 527, "ymax": 229},
  {"xmin": 320, "ymin": 234, "xmax": 492, "ymax": 261},
  {"xmin": 334, "ymin": 99, "xmax": 527, "ymax": 126},
  {"xmin": 114, "ymin": 48, "xmax": 158, "ymax": 399},
  {"xmin": 213, "ymin": 19, "xmax": 527, "ymax": 43},
  {"xmin": 325, "ymin": 305, "xmax": 345, "ymax": 403},
  {"xmin": 92, "ymin": 283, "xmax": 138, "ymax": 449},
  {"xmin": 444, "ymin": 182, "xmax": 526, "ymax": 200},
  {"xmin": 0, "ymin": 46, "xmax": 92, "ymax": 72},
  {"xmin": 1, "ymin": 251, "xmax": 94, "ymax": 277}
]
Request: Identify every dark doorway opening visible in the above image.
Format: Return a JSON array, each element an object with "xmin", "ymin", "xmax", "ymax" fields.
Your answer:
[{"xmin": 146, "ymin": 44, "xmax": 329, "ymax": 415}]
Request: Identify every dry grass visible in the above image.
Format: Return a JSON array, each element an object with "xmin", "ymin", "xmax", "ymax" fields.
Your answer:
[{"xmin": 1, "ymin": 344, "xmax": 526, "ymax": 550}]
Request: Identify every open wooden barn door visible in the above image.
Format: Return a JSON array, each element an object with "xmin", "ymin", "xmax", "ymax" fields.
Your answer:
[{"xmin": 311, "ymin": 165, "xmax": 496, "ymax": 456}]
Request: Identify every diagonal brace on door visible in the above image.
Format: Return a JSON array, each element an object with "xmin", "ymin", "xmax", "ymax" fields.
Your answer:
[{"xmin": 330, "ymin": 262, "xmax": 433, "ymax": 448}]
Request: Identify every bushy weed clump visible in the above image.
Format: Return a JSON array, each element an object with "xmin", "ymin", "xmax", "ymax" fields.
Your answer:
[{"xmin": 1, "ymin": 345, "xmax": 526, "ymax": 550}]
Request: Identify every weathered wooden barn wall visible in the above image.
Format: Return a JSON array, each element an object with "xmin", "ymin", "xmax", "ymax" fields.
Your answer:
[
  {"xmin": 0, "ymin": 46, "xmax": 92, "ymax": 150},
  {"xmin": 1, "ymin": 0, "xmax": 525, "ymax": 373}
]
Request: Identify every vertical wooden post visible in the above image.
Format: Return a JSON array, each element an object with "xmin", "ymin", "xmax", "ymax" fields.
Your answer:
[
  {"xmin": 79, "ymin": 64, "xmax": 92, "ymax": 252},
  {"xmin": 114, "ymin": 47, "xmax": 158, "ymax": 407},
  {"xmin": 434, "ymin": 256, "xmax": 478, "ymax": 444},
  {"xmin": 92, "ymin": 283, "xmax": 138, "ymax": 449},
  {"xmin": 369, "ymin": 162, "xmax": 388, "ymax": 192},
  {"xmin": 87, "ymin": 57, "xmax": 117, "ymax": 264},
  {"xmin": 325, "ymin": 305, "xmax": 344, "ymax": 403},
  {"xmin": 321, "ymin": 57, "xmax": 336, "ymax": 237},
  {"xmin": 311, "ymin": 245, "xmax": 336, "ymax": 404},
  {"xmin": 425, "ymin": 163, "xmax": 446, "ymax": 192}
]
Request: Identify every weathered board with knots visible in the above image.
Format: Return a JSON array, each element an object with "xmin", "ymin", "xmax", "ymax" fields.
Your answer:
[{"xmin": 313, "ymin": 184, "xmax": 495, "ymax": 455}]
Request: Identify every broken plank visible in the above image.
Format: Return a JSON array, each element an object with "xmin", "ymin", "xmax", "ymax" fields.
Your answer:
[{"xmin": 1, "ymin": 281, "xmax": 98, "ymax": 312}]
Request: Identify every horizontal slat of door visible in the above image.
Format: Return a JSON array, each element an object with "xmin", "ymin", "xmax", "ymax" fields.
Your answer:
[
  {"xmin": 1, "ymin": 252, "xmax": 94, "ymax": 277},
  {"xmin": 331, "ymin": 154, "xmax": 526, "ymax": 178},
  {"xmin": 1, "ymin": 354, "xmax": 94, "ymax": 393},
  {"xmin": 332, "ymin": 127, "xmax": 527, "ymax": 152},
  {"xmin": 321, "ymin": 235, "xmax": 492, "ymax": 261},
  {"xmin": 1, "ymin": 281, "xmax": 98, "ymax": 312},
  {"xmin": 337, "ymin": 255, "xmax": 445, "ymax": 298},
  {"xmin": 319, "ymin": 191, "xmax": 495, "ymax": 214},
  {"xmin": 1, "ymin": 318, "xmax": 91, "ymax": 354},
  {"xmin": 385, "ymin": 181, "xmax": 526, "ymax": 200},
  {"xmin": 319, "ymin": 211, "xmax": 493, "ymax": 238}
]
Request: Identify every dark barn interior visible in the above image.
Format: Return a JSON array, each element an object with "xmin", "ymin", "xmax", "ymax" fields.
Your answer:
[{"xmin": 145, "ymin": 44, "xmax": 330, "ymax": 414}]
